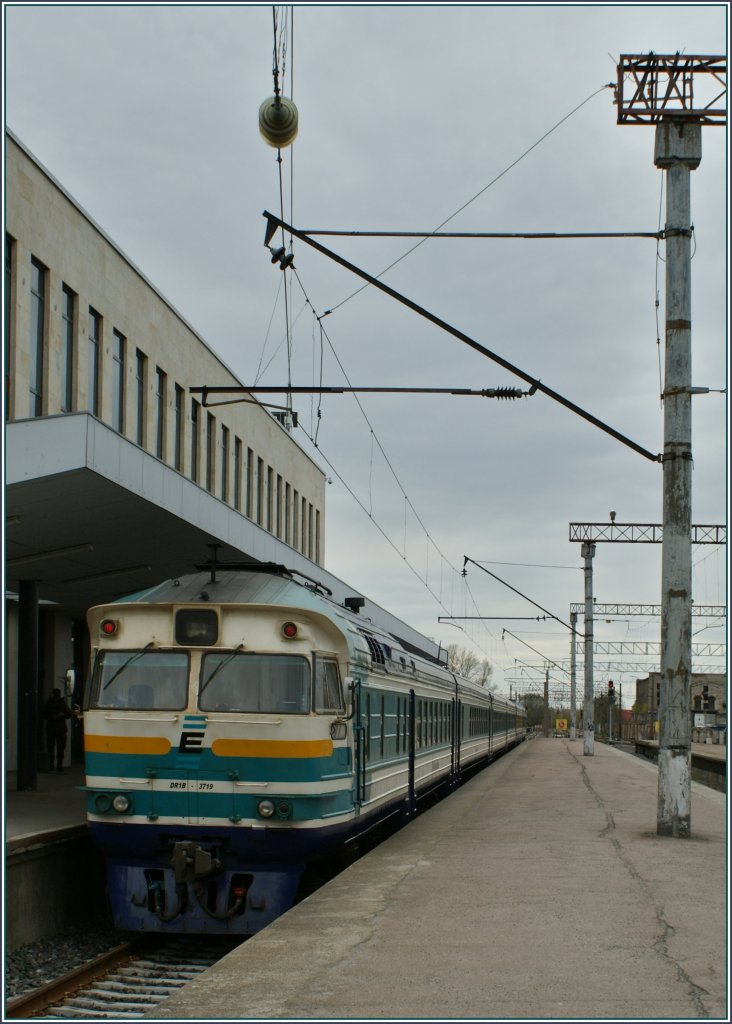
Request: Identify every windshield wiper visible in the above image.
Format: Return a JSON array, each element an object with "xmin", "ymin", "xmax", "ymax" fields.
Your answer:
[
  {"xmin": 102, "ymin": 642, "xmax": 155, "ymax": 691},
  {"xmin": 200, "ymin": 644, "xmax": 245, "ymax": 695}
]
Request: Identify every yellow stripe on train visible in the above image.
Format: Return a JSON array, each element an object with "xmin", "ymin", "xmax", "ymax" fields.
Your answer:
[
  {"xmin": 211, "ymin": 738, "xmax": 334, "ymax": 759},
  {"xmin": 85, "ymin": 735, "xmax": 172, "ymax": 755}
]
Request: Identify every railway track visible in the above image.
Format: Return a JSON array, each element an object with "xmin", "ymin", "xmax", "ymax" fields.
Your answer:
[{"xmin": 5, "ymin": 936, "xmax": 241, "ymax": 1019}]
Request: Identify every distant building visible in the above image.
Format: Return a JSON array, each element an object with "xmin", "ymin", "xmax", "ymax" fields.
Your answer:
[{"xmin": 632, "ymin": 672, "xmax": 727, "ymax": 743}]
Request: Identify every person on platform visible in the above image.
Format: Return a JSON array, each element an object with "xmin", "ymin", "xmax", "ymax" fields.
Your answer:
[{"xmin": 42, "ymin": 688, "xmax": 71, "ymax": 772}]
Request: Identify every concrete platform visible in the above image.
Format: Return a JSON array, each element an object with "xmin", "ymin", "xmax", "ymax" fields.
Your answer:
[
  {"xmin": 147, "ymin": 737, "xmax": 728, "ymax": 1022},
  {"xmin": 4, "ymin": 764, "xmax": 87, "ymax": 847}
]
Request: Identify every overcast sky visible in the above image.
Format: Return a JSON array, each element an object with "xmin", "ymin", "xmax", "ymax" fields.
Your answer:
[{"xmin": 4, "ymin": 3, "xmax": 728, "ymax": 701}]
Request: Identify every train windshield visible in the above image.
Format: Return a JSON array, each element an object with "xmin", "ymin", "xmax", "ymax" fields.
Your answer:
[
  {"xmin": 89, "ymin": 650, "xmax": 190, "ymax": 709},
  {"xmin": 198, "ymin": 652, "xmax": 310, "ymax": 714}
]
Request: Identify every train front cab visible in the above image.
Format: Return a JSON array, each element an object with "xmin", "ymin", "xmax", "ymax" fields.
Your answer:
[{"xmin": 83, "ymin": 600, "xmax": 356, "ymax": 935}]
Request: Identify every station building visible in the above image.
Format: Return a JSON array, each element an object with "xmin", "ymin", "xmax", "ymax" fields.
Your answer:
[{"xmin": 4, "ymin": 129, "xmax": 440, "ymax": 787}]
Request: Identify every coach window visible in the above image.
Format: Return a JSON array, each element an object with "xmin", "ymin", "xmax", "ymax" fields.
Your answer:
[
  {"xmin": 199, "ymin": 652, "xmax": 309, "ymax": 713},
  {"xmin": 314, "ymin": 656, "xmax": 344, "ymax": 713},
  {"xmin": 89, "ymin": 650, "xmax": 189, "ymax": 710}
]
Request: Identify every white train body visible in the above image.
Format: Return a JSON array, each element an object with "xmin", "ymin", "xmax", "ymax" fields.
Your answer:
[{"xmin": 83, "ymin": 568, "xmax": 526, "ymax": 934}]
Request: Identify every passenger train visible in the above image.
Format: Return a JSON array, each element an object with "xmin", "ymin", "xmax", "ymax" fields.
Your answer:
[{"xmin": 82, "ymin": 562, "xmax": 526, "ymax": 936}]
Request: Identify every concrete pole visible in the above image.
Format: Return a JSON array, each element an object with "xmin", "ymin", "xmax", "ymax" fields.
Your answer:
[
  {"xmin": 569, "ymin": 611, "xmax": 578, "ymax": 741},
  {"xmin": 654, "ymin": 121, "xmax": 701, "ymax": 838},
  {"xmin": 543, "ymin": 667, "xmax": 550, "ymax": 737},
  {"xmin": 582, "ymin": 542, "xmax": 596, "ymax": 755}
]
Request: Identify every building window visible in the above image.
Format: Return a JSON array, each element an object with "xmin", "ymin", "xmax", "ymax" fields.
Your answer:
[
  {"xmin": 267, "ymin": 466, "xmax": 274, "ymax": 532},
  {"xmin": 276, "ymin": 475, "xmax": 283, "ymax": 538},
  {"xmin": 315, "ymin": 509, "xmax": 321, "ymax": 563},
  {"xmin": 60, "ymin": 285, "xmax": 76, "ymax": 413},
  {"xmin": 308, "ymin": 503, "xmax": 314, "ymax": 558},
  {"xmin": 246, "ymin": 448, "xmax": 254, "ymax": 519},
  {"xmin": 112, "ymin": 330, "xmax": 126, "ymax": 433},
  {"xmin": 285, "ymin": 482, "xmax": 291, "ymax": 543},
  {"xmin": 206, "ymin": 412, "xmax": 215, "ymax": 492},
  {"xmin": 155, "ymin": 366, "xmax": 167, "ymax": 459},
  {"xmin": 191, "ymin": 399, "xmax": 200, "ymax": 483},
  {"xmin": 29, "ymin": 257, "xmax": 46, "ymax": 417},
  {"xmin": 234, "ymin": 437, "xmax": 242, "ymax": 511},
  {"xmin": 174, "ymin": 385, "xmax": 184, "ymax": 471},
  {"xmin": 88, "ymin": 307, "xmax": 101, "ymax": 417},
  {"xmin": 5, "ymin": 235, "xmax": 14, "ymax": 419},
  {"xmin": 301, "ymin": 496, "xmax": 307, "ymax": 553},
  {"xmin": 221, "ymin": 425, "xmax": 229, "ymax": 502},
  {"xmin": 135, "ymin": 349, "xmax": 147, "ymax": 446},
  {"xmin": 257, "ymin": 457, "xmax": 264, "ymax": 525},
  {"xmin": 293, "ymin": 490, "xmax": 299, "ymax": 549}
]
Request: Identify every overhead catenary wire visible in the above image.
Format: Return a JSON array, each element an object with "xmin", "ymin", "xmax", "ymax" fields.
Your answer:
[
  {"xmin": 297, "ymin": 229, "xmax": 664, "ymax": 239},
  {"xmin": 325, "ymin": 82, "xmax": 615, "ymax": 315},
  {"xmin": 283, "ymin": 271, "xmax": 501, "ymax": 662},
  {"xmin": 462, "ymin": 556, "xmax": 579, "ymax": 634},
  {"xmin": 263, "ymin": 210, "xmax": 662, "ymax": 465},
  {"xmin": 296, "ymin": 423, "xmax": 495, "ymax": 661}
]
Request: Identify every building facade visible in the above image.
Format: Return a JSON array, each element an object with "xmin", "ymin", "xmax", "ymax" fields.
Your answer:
[
  {"xmin": 4, "ymin": 129, "xmax": 327, "ymax": 779},
  {"xmin": 5, "ymin": 130, "xmax": 325, "ymax": 559},
  {"xmin": 4, "ymin": 131, "xmax": 445, "ymax": 785}
]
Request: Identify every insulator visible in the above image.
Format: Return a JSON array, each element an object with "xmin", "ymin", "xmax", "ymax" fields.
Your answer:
[
  {"xmin": 483, "ymin": 387, "xmax": 525, "ymax": 399},
  {"xmin": 269, "ymin": 245, "xmax": 286, "ymax": 264},
  {"xmin": 259, "ymin": 95, "xmax": 299, "ymax": 148}
]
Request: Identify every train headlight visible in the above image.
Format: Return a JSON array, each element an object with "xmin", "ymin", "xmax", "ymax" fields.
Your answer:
[
  {"xmin": 112, "ymin": 794, "xmax": 132, "ymax": 814},
  {"xmin": 175, "ymin": 609, "xmax": 218, "ymax": 646},
  {"xmin": 94, "ymin": 794, "xmax": 112, "ymax": 813},
  {"xmin": 257, "ymin": 799, "xmax": 275, "ymax": 818},
  {"xmin": 281, "ymin": 621, "xmax": 298, "ymax": 639},
  {"xmin": 100, "ymin": 619, "xmax": 118, "ymax": 636}
]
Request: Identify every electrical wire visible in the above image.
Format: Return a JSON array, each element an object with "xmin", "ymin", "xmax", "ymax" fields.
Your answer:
[
  {"xmin": 326, "ymin": 83, "xmax": 614, "ymax": 315},
  {"xmin": 285, "ymin": 270, "xmax": 500, "ymax": 660}
]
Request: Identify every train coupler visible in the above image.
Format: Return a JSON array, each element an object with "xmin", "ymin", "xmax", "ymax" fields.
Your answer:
[{"xmin": 170, "ymin": 841, "xmax": 221, "ymax": 884}]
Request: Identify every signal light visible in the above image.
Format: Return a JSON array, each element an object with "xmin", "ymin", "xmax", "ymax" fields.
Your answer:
[
  {"xmin": 101, "ymin": 619, "xmax": 118, "ymax": 636},
  {"xmin": 608, "ymin": 680, "xmax": 616, "ymax": 705},
  {"xmin": 282, "ymin": 621, "xmax": 298, "ymax": 639}
]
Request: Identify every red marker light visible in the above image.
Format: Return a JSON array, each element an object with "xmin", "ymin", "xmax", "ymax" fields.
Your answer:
[
  {"xmin": 101, "ymin": 619, "xmax": 118, "ymax": 636},
  {"xmin": 282, "ymin": 621, "xmax": 298, "ymax": 639}
]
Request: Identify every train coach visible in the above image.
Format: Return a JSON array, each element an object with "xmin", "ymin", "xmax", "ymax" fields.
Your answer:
[{"xmin": 82, "ymin": 562, "xmax": 526, "ymax": 936}]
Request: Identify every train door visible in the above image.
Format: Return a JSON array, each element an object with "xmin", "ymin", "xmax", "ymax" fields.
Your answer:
[
  {"xmin": 352, "ymin": 679, "xmax": 366, "ymax": 808},
  {"xmin": 407, "ymin": 688, "xmax": 416, "ymax": 817},
  {"xmin": 489, "ymin": 693, "xmax": 494, "ymax": 759}
]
